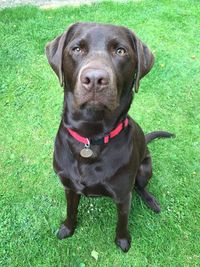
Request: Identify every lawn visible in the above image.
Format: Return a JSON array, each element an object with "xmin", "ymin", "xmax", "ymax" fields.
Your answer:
[{"xmin": 0, "ymin": 0, "xmax": 199, "ymax": 266}]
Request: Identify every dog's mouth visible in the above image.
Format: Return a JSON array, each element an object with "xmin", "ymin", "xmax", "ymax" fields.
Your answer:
[
  {"xmin": 73, "ymin": 64, "xmax": 119, "ymax": 112},
  {"xmin": 81, "ymin": 99, "xmax": 107, "ymax": 110},
  {"xmin": 78, "ymin": 102, "xmax": 106, "ymax": 121},
  {"xmin": 74, "ymin": 91, "xmax": 119, "ymax": 112},
  {"xmin": 87, "ymin": 100, "xmax": 103, "ymax": 106},
  {"xmin": 82, "ymin": 102, "xmax": 106, "ymax": 110}
]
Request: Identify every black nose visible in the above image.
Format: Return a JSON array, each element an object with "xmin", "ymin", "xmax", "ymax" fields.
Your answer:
[{"xmin": 80, "ymin": 68, "xmax": 109, "ymax": 92}]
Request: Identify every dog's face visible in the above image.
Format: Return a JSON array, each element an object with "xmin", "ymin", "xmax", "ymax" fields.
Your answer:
[
  {"xmin": 62, "ymin": 23, "xmax": 137, "ymax": 111},
  {"xmin": 46, "ymin": 22, "xmax": 154, "ymax": 115}
]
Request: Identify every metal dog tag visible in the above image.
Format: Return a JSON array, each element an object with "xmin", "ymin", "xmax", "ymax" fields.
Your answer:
[{"xmin": 80, "ymin": 144, "xmax": 93, "ymax": 158}]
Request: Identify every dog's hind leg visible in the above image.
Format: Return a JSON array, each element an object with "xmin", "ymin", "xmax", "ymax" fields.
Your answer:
[
  {"xmin": 57, "ymin": 189, "xmax": 80, "ymax": 239},
  {"xmin": 135, "ymin": 150, "xmax": 161, "ymax": 213}
]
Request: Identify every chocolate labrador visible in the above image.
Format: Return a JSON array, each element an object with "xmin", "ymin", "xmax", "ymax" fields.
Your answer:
[{"xmin": 46, "ymin": 22, "xmax": 173, "ymax": 252}]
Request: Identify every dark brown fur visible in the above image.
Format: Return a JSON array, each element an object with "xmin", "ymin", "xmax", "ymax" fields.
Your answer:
[{"xmin": 46, "ymin": 22, "xmax": 173, "ymax": 252}]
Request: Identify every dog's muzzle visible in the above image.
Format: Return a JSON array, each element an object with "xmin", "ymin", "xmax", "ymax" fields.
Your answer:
[{"xmin": 80, "ymin": 67, "xmax": 110, "ymax": 93}]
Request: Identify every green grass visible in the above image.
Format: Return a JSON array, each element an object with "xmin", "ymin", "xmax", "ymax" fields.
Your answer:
[{"xmin": 0, "ymin": 1, "xmax": 199, "ymax": 266}]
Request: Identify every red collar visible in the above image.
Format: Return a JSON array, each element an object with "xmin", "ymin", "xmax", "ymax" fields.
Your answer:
[{"xmin": 66, "ymin": 117, "xmax": 129, "ymax": 146}]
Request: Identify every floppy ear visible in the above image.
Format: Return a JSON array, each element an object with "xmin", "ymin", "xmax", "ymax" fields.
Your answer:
[
  {"xmin": 45, "ymin": 23, "xmax": 79, "ymax": 87},
  {"xmin": 130, "ymin": 31, "xmax": 154, "ymax": 92}
]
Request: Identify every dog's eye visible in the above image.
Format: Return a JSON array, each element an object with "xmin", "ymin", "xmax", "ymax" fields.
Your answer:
[
  {"xmin": 72, "ymin": 46, "xmax": 82, "ymax": 54},
  {"xmin": 116, "ymin": 48, "xmax": 127, "ymax": 56}
]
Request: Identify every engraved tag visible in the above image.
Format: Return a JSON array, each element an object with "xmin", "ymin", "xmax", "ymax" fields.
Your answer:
[{"xmin": 80, "ymin": 147, "xmax": 93, "ymax": 158}]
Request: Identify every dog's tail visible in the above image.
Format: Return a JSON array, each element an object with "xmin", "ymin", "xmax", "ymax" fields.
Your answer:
[{"xmin": 145, "ymin": 131, "xmax": 175, "ymax": 144}]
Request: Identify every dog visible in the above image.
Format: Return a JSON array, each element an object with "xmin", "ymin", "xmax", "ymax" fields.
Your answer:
[{"xmin": 46, "ymin": 22, "xmax": 173, "ymax": 252}]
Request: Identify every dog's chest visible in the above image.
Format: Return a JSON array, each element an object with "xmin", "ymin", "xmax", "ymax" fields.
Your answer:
[
  {"xmin": 57, "ymin": 142, "xmax": 136, "ymax": 199},
  {"xmin": 54, "ymin": 125, "xmax": 140, "ymax": 200}
]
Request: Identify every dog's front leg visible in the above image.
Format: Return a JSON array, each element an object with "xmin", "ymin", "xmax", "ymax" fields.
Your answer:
[
  {"xmin": 115, "ymin": 193, "xmax": 132, "ymax": 252},
  {"xmin": 57, "ymin": 189, "xmax": 80, "ymax": 239}
]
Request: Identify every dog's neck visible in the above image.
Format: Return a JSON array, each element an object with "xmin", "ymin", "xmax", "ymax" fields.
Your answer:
[{"xmin": 62, "ymin": 91, "xmax": 133, "ymax": 139}]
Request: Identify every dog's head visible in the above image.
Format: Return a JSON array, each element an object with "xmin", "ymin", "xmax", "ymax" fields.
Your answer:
[{"xmin": 46, "ymin": 22, "xmax": 154, "ymax": 116}]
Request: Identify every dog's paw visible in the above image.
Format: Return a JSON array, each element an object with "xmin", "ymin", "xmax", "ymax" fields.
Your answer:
[
  {"xmin": 57, "ymin": 224, "xmax": 75, "ymax": 239},
  {"xmin": 136, "ymin": 188, "xmax": 161, "ymax": 213},
  {"xmin": 147, "ymin": 197, "xmax": 161, "ymax": 213},
  {"xmin": 115, "ymin": 233, "xmax": 131, "ymax": 252}
]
